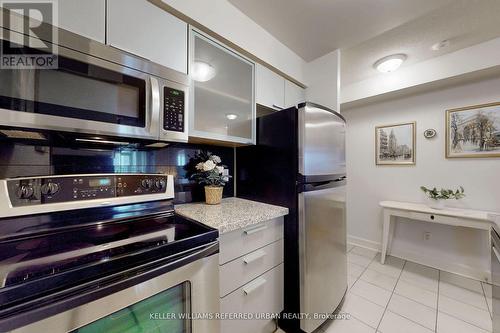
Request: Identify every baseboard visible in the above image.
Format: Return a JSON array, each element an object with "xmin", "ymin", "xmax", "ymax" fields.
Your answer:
[
  {"xmin": 347, "ymin": 234, "xmax": 491, "ymax": 283},
  {"xmin": 347, "ymin": 235, "xmax": 381, "ymax": 252}
]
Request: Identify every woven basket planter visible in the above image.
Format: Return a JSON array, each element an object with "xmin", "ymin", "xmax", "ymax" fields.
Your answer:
[{"xmin": 204, "ymin": 186, "xmax": 223, "ymax": 205}]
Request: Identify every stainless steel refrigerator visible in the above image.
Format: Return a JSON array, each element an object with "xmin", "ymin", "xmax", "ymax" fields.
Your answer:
[{"xmin": 237, "ymin": 102, "xmax": 347, "ymax": 333}]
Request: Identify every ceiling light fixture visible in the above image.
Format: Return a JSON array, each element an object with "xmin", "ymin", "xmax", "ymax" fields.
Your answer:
[
  {"xmin": 374, "ymin": 54, "xmax": 407, "ymax": 73},
  {"xmin": 192, "ymin": 61, "xmax": 216, "ymax": 82},
  {"xmin": 226, "ymin": 114, "xmax": 238, "ymax": 120}
]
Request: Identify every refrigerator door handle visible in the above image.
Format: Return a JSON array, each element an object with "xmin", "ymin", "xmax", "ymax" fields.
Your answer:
[{"xmin": 302, "ymin": 179, "xmax": 346, "ymax": 192}]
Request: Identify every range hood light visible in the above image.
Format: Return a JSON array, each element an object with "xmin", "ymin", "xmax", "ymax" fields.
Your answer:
[
  {"xmin": 0, "ymin": 129, "xmax": 46, "ymax": 140},
  {"xmin": 145, "ymin": 142, "xmax": 170, "ymax": 148},
  {"xmin": 75, "ymin": 138, "xmax": 130, "ymax": 145}
]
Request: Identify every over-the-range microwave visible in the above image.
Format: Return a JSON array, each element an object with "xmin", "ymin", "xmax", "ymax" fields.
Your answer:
[{"xmin": 0, "ymin": 23, "xmax": 188, "ymax": 143}]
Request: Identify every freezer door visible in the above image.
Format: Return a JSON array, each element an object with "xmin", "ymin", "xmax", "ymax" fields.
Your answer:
[
  {"xmin": 298, "ymin": 103, "xmax": 346, "ymax": 177},
  {"xmin": 299, "ymin": 186, "xmax": 347, "ymax": 333}
]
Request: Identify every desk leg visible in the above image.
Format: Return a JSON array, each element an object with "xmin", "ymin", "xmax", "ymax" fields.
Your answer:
[{"xmin": 381, "ymin": 211, "xmax": 391, "ymax": 264}]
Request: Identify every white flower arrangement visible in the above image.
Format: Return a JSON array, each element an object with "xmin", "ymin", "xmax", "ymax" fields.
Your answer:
[{"xmin": 190, "ymin": 151, "xmax": 231, "ymax": 187}]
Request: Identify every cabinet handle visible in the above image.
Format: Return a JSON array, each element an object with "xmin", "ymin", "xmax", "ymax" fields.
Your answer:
[
  {"xmin": 244, "ymin": 225, "xmax": 268, "ymax": 235},
  {"xmin": 243, "ymin": 250, "xmax": 267, "ymax": 264},
  {"xmin": 272, "ymin": 104, "xmax": 284, "ymax": 110},
  {"xmin": 243, "ymin": 277, "xmax": 267, "ymax": 295}
]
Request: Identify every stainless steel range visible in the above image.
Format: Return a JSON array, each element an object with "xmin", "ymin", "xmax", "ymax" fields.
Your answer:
[{"xmin": 0, "ymin": 173, "xmax": 219, "ymax": 333}]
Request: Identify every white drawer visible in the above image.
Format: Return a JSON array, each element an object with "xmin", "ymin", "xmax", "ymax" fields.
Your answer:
[
  {"xmin": 220, "ymin": 239, "xmax": 283, "ymax": 297},
  {"xmin": 408, "ymin": 211, "xmax": 461, "ymax": 226},
  {"xmin": 219, "ymin": 217, "xmax": 284, "ymax": 265},
  {"xmin": 220, "ymin": 264, "xmax": 284, "ymax": 333}
]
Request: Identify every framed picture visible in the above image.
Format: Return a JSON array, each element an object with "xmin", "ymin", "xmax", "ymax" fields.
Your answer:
[
  {"xmin": 375, "ymin": 122, "xmax": 416, "ymax": 165},
  {"xmin": 446, "ymin": 102, "xmax": 500, "ymax": 158}
]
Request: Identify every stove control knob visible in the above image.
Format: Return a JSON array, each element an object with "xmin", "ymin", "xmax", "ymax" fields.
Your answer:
[
  {"xmin": 41, "ymin": 182, "xmax": 59, "ymax": 196},
  {"xmin": 154, "ymin": 179, "xmax": 166, "ymax": 190},
  {"xmin": 16, "ymin": 185, "xmax": 34, "ymax": 199},
  {"xmin": 141, "ymin": 179, "xmax": 153, "ymax": 189}
]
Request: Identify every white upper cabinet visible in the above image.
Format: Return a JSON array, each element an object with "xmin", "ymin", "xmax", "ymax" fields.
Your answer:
[
  {"xmin": 3, "ymin": 0, "xmax": 105, "ymax": 43},
  {"xmin": 58, "ymin": 0, "xmax": 105, "ymax": 43},
  {"xmin": 189, "ymin": 30, "xmax": 255, "ymax": 144},
  {"xmin": 284, "ymin": 80, "xmax": 305, "ymax": 108},
  {"xmin": 107, "ymin": 0, "xmax": 188, "ymax": 74},
  {"xmin": 255, "ymin": 64, "xmax": 285, "ymax": 110}
]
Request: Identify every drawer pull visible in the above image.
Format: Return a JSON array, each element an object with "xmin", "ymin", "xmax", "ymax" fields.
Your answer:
[
  {"xmin": 430, "ymin": 215, "xmax": 435, "ymax": 220},
  {"xmin": 243, "ymin": 277, "xmax": 267, "ymax": 295},
  {"xmin": 243, "ymin": 250, "xmax": 267, "ymax": 264},
  {"xmin": 244, "ymin": 225, "xmax": 268, "ymax": 235}
]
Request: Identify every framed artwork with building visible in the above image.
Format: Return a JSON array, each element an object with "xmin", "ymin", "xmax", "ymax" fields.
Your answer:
[
  {"xmin": 446, "ymin": 102, "xmax": 500, "ymax": 158},
  {"xmin": 375, "ymin": 122, "xmax": 416, "ymax": 165}
]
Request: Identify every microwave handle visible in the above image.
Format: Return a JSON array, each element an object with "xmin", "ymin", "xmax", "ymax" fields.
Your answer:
[{"xmin": 150, "ymin": 76, "xmax": 161, "ymax": 135}]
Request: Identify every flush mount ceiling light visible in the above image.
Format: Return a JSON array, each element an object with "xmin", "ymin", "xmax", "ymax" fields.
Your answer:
[
  {"xmin": 226, "ymin": 113, "xmax": 238, "ymax": 120},
  {"xmin": 373, "ymin": 54, "xmax": 407, "ymax": 73},
  {"xmin": 192, "ymin": 61, "xmax": 216, "ymax": 82}
]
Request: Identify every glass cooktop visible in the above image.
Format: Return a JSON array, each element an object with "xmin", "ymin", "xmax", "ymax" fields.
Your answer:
[{"xmin": 0, "ymin": 200, "xmax": 217, "ymax": 314}]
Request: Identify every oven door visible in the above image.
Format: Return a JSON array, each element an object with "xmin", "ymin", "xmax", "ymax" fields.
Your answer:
[
  {"xmin": 9, "ymin": 243, "xmax": 220, "ymax": 333},
  {"xmin": 0, "ymin": 30, "xmax": 158, "ymax": 140}
]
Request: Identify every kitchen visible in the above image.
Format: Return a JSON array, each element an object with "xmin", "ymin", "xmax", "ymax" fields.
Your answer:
[{"xmin": 0, "ymin": 1, "xmax": 499, "ymax": 333}]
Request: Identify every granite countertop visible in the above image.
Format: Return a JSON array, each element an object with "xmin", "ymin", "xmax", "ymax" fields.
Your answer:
[{"xmin": 175, "ymin": 197, "xmax": 289, "ymax": 234}]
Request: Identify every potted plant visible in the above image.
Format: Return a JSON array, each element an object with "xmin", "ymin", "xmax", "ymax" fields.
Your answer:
[
  {"xmin": 420, "ymin": 186, "xmax": 465, "ymax": 209},
  {"xmin": 189, "ymin": 151, "xmax": 231, "ymax": 205}
]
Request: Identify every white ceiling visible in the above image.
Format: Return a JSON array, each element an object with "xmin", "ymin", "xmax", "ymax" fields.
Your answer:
[
  {"xmin": 341, "ymin": 0, "xmax": 500, "ymax": 85},
  {"xmin": 228, "ymin": 0, "xmax": 500, "ymax": 87},
  {"xmin": 227, "ymin": 0, "xmax": 454, "ymax": 62}
]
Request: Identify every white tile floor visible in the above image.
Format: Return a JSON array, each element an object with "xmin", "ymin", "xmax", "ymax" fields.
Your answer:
[{"xmin": 278, "ymin": 245, "xmax": 493, "ymax": 333}]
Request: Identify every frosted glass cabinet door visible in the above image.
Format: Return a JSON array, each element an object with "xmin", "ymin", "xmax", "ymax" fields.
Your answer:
[{"xmin": 190, "ymin": 30, "xmax": 255, "ymax": 144}]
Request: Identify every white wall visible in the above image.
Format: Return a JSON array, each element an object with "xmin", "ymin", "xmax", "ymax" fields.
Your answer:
[
  {"xmin": 305, "ymin": 50, "xmax": 341, "ymax": 111},
  {"xmin": 159, "ymin": 0, "xmax": 306, "ymax": 83},
  {"xmin": 343, "ymin": 76, "xmax": 500, "ymax": 281}
]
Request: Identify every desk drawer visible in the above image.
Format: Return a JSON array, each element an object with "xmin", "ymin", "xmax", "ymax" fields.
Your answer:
[
  {"xmin": 408, "ymin": 211, "xmax": 460, "ymax": 225},
  {"xmin": 219, "ymin": 217, "xmax": 284, "ymax": 265},
  {"xmin": 220, "ymin": 264, "xmax": 283, "ymax": 333},
  {"xmin": 220, "ymin": 239, "xmax": 283, "ymax": 297},
  {"xmin": 393, "ymin": 210, "xmax": 491, "ymax": 230}
]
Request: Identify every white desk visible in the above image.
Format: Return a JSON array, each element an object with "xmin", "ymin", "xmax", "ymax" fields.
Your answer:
[{"xmin": 380, "ymin": 201, "xmax": 496, "ymax": 264}]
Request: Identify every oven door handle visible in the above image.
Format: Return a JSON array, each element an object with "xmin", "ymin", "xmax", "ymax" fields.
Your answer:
[{"xmin": 0, "ymin": 224, "xmax": 176, "ymax": 288}]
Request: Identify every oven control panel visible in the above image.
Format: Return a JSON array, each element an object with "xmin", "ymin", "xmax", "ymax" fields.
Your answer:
[
  {"xmin": 6, "ymin": 174, "xmax": 170, "ymax": 207},
  {"xmin": 163, "ymin": 86, "xmax": 184, "ymax": 132}
]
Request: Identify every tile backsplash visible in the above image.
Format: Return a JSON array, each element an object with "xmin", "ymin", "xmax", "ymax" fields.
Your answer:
[{"xmin": 0, "ymin": 142, "xmax": 234, "ymax": 203}]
